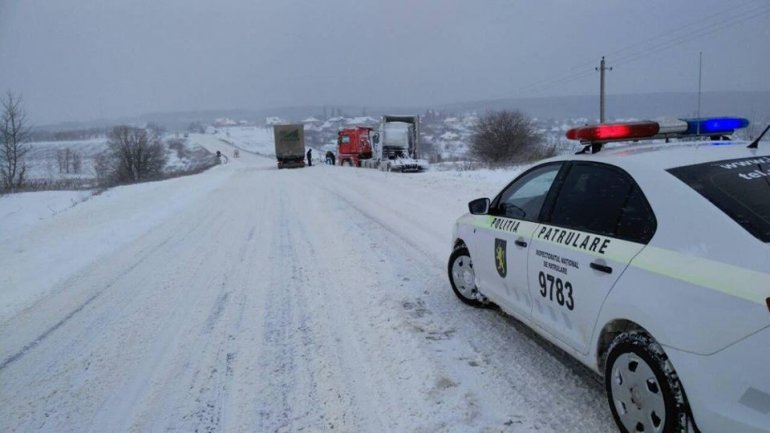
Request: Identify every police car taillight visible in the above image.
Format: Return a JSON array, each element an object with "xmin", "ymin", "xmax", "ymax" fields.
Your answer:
[{"xmin": 565, "ymin": 121, "xmax": 660, "ymax": 142}]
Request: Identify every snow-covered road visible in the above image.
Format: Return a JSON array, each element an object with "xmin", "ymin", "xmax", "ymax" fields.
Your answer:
[{"xmin": 0, "ymin": 136, "xmax": 616, "ymax": 432}]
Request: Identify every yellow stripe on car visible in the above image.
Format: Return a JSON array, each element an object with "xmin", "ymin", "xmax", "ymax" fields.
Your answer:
[{"xmin": 632, "ymin": 247, "xmax": 770, "ymax": 306}]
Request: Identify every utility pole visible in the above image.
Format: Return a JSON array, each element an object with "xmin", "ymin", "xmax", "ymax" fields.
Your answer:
[{"xmin": 596, "ymin": 56, "xmax": 613, "ymax": 123}]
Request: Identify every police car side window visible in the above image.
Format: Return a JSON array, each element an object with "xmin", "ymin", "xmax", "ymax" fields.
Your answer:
[
  {"xmin": 492, "ymin": 164, "xmax": 561, "ymax": 221},
  {"xmin": 549, "ymin": 163, "xmax": 655, "ymax": 242},
  {"xmin": 549, "ymin": 164, "xmax": 625, "ymax": 234},
  {"xmin": 615, "ymin": 187, "xmax": 657, "ymax": 243}
]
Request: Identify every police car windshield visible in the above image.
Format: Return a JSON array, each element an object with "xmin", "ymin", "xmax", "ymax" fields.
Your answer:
[{"xmin": 668, "ymin": 155, "xmax": 770, "ymax": 242}]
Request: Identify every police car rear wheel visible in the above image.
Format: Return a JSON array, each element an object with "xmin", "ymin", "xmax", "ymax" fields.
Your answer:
[
  {"xmin": 605, "ymin": 332, "xmax": 689, "ymax": 433},
  {"xmin": 448, "ymin": 247, "xmax": 486, "ymax": 308}
]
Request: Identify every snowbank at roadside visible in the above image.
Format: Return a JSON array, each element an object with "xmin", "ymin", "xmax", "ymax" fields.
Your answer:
[
  {"xmin": 0, "ymin": 166, "xmax": 233, "ymax": 323},
  {"xmin": 0, "ymin": 190, "xmax": 94, "ymax": 244}
]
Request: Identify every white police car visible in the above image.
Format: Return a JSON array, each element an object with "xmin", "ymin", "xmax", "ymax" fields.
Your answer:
[{"xmin": 448, "ymin": 117, "xmax": 770, "ymax": 433}]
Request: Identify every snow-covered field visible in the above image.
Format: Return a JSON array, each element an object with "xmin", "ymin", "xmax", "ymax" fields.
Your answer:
[
  {"xmin": 0, "ymin": 135, "xmax": 615, "ymax": 432},
  {"xmin": 22, "ymin": 136, "xmax": 215, "ymax": 184},
  {"xmin": 213, "ymin": 126, "xmax": 277, "ymax": 158},
  {"xmin": 24, "ymin": 138, "xmax": 107, "ymax": 180}
]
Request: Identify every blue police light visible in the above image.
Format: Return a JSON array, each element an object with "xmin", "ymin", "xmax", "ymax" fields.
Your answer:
[{"xmin": 683, "ymin": 117, "xmax": 749, "ymax": 135}]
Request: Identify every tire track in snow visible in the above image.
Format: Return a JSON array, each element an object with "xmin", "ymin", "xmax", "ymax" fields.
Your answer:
[
  {"xmin": 281, "ymin": 175, "xmax": 469, "ymax": 432},
  {"xmin": 139, "ymin": 169, "xmax": 275, "ymax": 433},
  {"xmin": 250, "ymin": 192, "xmax": 329, "ymax": 433},
  {"xmin": 0, "ymin": 234, "xmax": 174, "ymax": 371},
  {"xmin": 85, "ymin": 219, "xmax": 234, "ymax": 433},
  {"xmin": 306, "ymin": 168, "xmax": 616, "ymax": 432},
  {"xmin": 149, "ymin": 173, "xmax": 271, "ymax": 433},
  {"xmin": 0, "ymin": 207, "xmax": 223, "ymax": 372}
]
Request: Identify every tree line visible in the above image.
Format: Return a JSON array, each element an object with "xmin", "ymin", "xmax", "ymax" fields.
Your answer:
[{"xmin": 0, "ymin": 91, "xmax": 175, "ymax": 193}]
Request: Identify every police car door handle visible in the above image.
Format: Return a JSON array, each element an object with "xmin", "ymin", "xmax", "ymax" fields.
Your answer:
[
  {"xmin": 590, "ymin": 262, "xmax": 613, "ymax": 274},
  {"xmin": 514, "ymin": 239, "xmax": 528, "ymax": 248}
]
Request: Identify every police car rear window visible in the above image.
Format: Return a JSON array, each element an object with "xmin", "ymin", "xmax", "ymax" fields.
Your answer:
[{"xmin": 667, "ymin": 155, "xmax": 770, "ymax": 242}]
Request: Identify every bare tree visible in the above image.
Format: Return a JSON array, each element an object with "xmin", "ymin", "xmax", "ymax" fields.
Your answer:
[
  {"xmin": 71, "ymin": 150, "xmax": 82, "ymax": 174},
  {"xmin": 107, "ymin": 125, "xmax": 167, "ymax": 183},
  {"xmin": 57, "ymin": 148, "xmax": 72, "ymax": 174},
  {"xmin": 470, "ymin": 110, "xmax": 552, "ymax": 166},
  {"xmin": 93, "ymin": 151, "xmax": 114, "ymax": 186},
  {"xmin": 1, "ymin": 91, "xmax": 31, "ymax": 191}
]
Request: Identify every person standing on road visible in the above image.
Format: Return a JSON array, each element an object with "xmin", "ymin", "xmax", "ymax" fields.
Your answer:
[{"xmin": 306, "ymin": 148, "xmax": 313, "ymax": 167}]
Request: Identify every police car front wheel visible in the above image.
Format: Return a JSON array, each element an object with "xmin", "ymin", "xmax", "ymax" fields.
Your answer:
[
  {"xmin": 448, "ymin": 247, "xmax": 488, "ymax": 308},
  {"xmin": 605, "ymin": 331, "xmax": 690, "ymax": 433}
]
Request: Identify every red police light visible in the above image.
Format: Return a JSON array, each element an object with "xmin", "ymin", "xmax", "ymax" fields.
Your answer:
[{"xmin": 566, "ymin": 121, "xmax": 660, "ymax": 142}]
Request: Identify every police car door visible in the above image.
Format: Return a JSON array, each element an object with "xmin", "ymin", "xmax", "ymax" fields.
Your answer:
[
  {"xmin": 474, "ymin": 163, "xmax": 563, "ymax": 319},
  {"xmin": 527, "ymin": 162, "xmax": 655, "ymax": 355}
]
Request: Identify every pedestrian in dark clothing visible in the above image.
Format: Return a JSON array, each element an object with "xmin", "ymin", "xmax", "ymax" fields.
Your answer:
[
  {"xmin": 306, "ymin": 148, "xmax": 312, "ymax": 167},
  {"xmin": 325, "ymin": 151, "xmax": 335, "ymax": 165}
]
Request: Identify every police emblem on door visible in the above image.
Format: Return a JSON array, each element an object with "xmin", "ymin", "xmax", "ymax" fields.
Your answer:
[{"xmin": 495, "ymin": 238, "xmax": 507, "ymax": 278}]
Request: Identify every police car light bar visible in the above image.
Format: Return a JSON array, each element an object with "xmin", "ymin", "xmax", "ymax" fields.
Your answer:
[
  {"xmin": 683, "ymin": 117, "xmax": 749, "ymax": 135},
  {"xmin": 565, "ymin": 121, "xmax": 660, "ymax": 142},
  {"xmin": 566, "ymin": 117, "xmax": 750, "ymax": 151}
]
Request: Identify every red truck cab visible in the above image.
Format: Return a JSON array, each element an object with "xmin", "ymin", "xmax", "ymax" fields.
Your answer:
[{"xmin": 337, "ymin": 127, "xmax": 373, "ymax": 166}]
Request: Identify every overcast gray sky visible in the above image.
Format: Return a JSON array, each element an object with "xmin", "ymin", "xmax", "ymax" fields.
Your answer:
[{"xmin": 1, "ymin": 0, "xmax": 768, "ymax": 124}]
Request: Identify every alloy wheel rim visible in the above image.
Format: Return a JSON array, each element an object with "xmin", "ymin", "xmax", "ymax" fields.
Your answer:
[
  {"xmin": 611, "ymin": 353, "xmax": 667, "ymax": 433},
  {"xmin": 451, "ymin": 255, "xmax": 477, "ymax": 299}
]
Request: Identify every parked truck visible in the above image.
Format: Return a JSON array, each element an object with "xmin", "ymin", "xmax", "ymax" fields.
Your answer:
[
  {"xmin": 273, "ymin": 124, "xmax": 305, "ymax": 169},
  {"xmin": 362, "ymin": 115, "xmax": 428, "ymax": 172},
  {"xmin": 337, "ymin": 126, "xmax": 373, "ymax": 167}
]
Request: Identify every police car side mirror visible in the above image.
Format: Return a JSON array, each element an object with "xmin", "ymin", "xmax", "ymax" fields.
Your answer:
[{"xmin": 468, "ymin": 198, "xmax": 490, "ymax": 215}]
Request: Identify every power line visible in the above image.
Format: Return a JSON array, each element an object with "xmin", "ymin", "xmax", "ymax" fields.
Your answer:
[
  {"xmin": 521, "ymin": 4, "xmax": 767, "ymax": 96},
  {"xmin": 612, "ymin": 5, "xmax": 768, "ymax": 68},
  {"xmin": 563, "ymin": 1, "xmax": 767, "ymax": 74},
  {"xmin": 514, "ymin": 1, "xmax": 769, "ymax": 97}
]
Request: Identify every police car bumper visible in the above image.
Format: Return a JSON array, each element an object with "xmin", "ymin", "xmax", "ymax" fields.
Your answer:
[{"xmin": 665, "ymin": 326, "xmax": 770, "ymax": 433}]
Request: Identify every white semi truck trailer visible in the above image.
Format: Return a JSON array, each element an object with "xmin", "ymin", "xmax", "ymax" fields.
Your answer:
[{"xmin": 362, "ymin": 115, "xmax": 428, "ymax": 172}]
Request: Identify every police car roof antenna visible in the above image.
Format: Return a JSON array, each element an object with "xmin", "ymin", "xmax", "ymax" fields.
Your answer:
[{"xmin": 747, "ymin": 124, "xmax": 770, "ymax": 149}]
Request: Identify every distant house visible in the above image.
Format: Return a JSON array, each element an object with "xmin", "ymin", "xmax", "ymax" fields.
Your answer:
[
  {"xmin": 265, "ymin": 116, "xmax": 286, "ymax": 126},
  {"xmin": 214, "ymin": 118, "xmax": 238, "ymax": 127},
  {"xmin": 346, "ymin": 116, "xmax": 378, "ymax": 126}
]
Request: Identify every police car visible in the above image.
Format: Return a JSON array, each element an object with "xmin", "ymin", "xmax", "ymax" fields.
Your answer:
[{"xmin": 448, "ymin": 117, "xmax": 770, "ymax": 433}]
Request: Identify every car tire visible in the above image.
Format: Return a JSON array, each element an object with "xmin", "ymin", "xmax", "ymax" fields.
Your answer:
[
  {"xmin": 447, "ymin": 247, "xmax": 488, "ymax": 308},
  {"xmin": 605, "ymin": 331, "xmax": 690, "ymax": 433}
]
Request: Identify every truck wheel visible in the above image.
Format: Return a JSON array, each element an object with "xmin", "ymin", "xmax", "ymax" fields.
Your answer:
[
  {"xmin": 447, "ymin": 247, "xmax": 488, "ymax": 308},
  {"xmin": 605, "ymin": 332, "xmax": 690, "ymax": 433}
]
